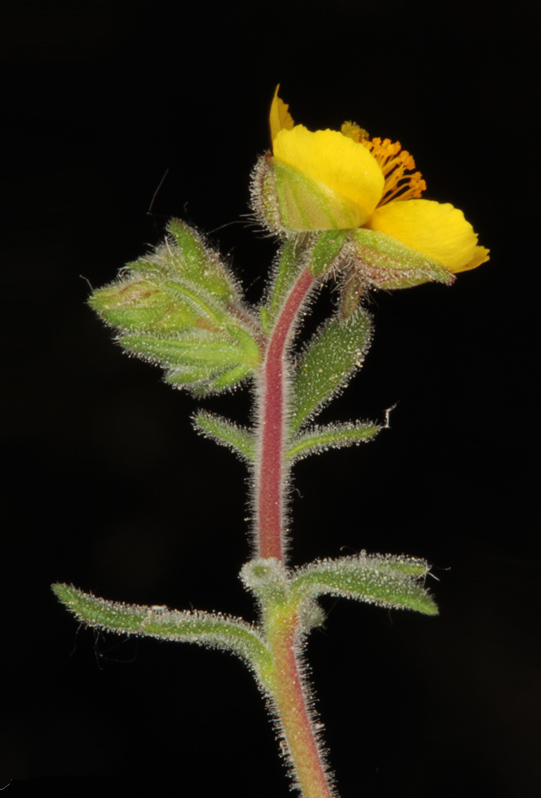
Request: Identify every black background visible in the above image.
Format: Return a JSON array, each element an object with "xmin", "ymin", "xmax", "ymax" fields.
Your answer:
[{"xmin": 3, "ymin": 1, "xmax": 539, "ymax": 796}]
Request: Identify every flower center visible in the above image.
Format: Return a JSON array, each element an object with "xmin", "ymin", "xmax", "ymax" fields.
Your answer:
[
  {"xmin": 362, "ymin": 136, "xmax": 426, "ymax": 206},
  {"xmin": 341, "ymin": 123, "xmax": 426, "ymax": 207}
]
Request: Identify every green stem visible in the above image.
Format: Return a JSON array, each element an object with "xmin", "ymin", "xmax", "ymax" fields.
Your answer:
[{"xmin": 265, "ymin": 609, "xmax": 335, "ymax": 798}]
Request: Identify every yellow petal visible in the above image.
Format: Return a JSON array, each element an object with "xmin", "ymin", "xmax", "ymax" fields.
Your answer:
[
  {"xmin": 459, "ymin": 245, "xmax": 490, "ymax": 272},
  {"xmin": 366, "ymin": 199, "xmax": 489, "ymax": 273},
  {"xmin": 273, "ymin": 125, "xmax": 385, "ymax": 226},
  {"xmin": 269, "ymin": 85, "xmax": 294, "ymax": 145}
]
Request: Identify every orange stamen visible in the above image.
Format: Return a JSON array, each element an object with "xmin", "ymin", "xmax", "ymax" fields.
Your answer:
[
  {"xmin": 361, "ymin": 136, "xmax": 426, "ymax": 205},
  {"xmin": 341, "ymin": 121, "xmax": 369, "ymax": 143}
]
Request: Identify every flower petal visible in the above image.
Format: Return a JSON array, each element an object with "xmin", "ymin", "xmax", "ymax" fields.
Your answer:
[
  {"xmin": 273, "ymin": 125, "xmax": 385, "ymax": 226},
  {"xmin": 269, "ymin": 85, "xmax": 295, "ymax": 145},
  {"xmin": 366, "ymin": 199, "xmax": 489, "ymax": 272}
]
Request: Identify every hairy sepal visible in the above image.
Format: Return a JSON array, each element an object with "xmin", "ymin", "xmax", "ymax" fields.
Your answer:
[
  {"xmin": 345, "ymin": 229, "xmax": 455, "ymax": 291},
  {"xmin": 89, "ymin": 219, "xmax": 262, "ymax": 395}
]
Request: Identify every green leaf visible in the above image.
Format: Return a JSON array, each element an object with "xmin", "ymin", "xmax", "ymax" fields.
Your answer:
[
  {"xmin": 264, "ymin": 238, "xmax": 305, "ymax": 329},
  {"xmin": 162, "ymin": 279, "xmax": 232, "ymax": 327},
  {"xmin": 209, "ymin": 363, "xmax": 254, "ymax": 391},
  {"xmin": 289, "ymin": 309, "xmax": 372, "ymax": 432},
  {"xmin": 120, "ymin": 334, "xmax": 249, "ymax": 369},
  {"xmin": 166, "ymin": 218, "xmax": 239, "ymax": 301},
  {"xmin": 164, "ymin": 366, "xmax": 217, "ymax": 389},
  {"xmin": 52, "ymin": 583, "xmax": 271, "ymax": 672},
  {"xmin": 226, "ymin": 324, "xmax": 262, "ymax": 364},
  {"xmin": 287, "ymin": 421, "xmax": 380, "ymax": 461},
  {"xmin": 88, "ymin": 276, "xmax": 200, "ymax": 333},
  {"xmin": 192, "ymin": 411, "xmax": 256, "ymax": 462},
  {"xmin": 290, "ymin": 553, "xmax": 437, "ymax": 615}
]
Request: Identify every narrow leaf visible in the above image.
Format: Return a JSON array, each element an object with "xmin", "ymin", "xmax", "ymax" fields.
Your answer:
[
  {"xmin": 193, "ymin": 411, "xmax": 256, "ymax": 462},
  {"xmin": 287, "ymin": 421, "xmax": 380, "ymax": 461},
  {"xmin": 290, "ymin": 553, "xmax": 437, "ymax": 615},
  {"xmin": 264, "ymin": 238, "xmax": 305, "ymax": 327},
  {"xmin": 289, "ymin": 309, "xmax": 372, "ymax": 432},
  {"xmin": 52, "ymin": 583, "xmax": 270, "ymax": 670}
]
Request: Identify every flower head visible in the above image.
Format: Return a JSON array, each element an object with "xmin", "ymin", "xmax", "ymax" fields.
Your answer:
[{"xmin": 253, "ymin": 86, "xmax": 489, "ymax": 275}]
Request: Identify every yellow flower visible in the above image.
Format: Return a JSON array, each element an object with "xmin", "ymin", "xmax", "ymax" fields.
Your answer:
[{"xmin": 267, "ymin": 86, "xmax": 489, "ymax": 273}]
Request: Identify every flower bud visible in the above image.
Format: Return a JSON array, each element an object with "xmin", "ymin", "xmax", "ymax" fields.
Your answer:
[{"xmin": 89, "ymin": 220, "xmax": 262, "ymax": 395}]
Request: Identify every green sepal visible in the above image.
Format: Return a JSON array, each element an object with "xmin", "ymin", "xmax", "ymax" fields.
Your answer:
[
  {"xmin": 309, "ymin": 230, "xmax": 349, "ymax": 275},
  {"xmin": 89, "ymin": 219, "xmax": 262, "ymax": 395},
  {"xmin": 287, "ymin": 421, "xmax": 380, "ymax": 461},
  {"xmin": 289, "ymin": 309, "xmax": 372, "ymax": 432},
  {"xmin": 290, "ymin": 553, "xmax": 437, "ymax": 615},
  {"xmin": 192, "ymin": 410, "xmax": 255, "ymax": 462},
  {"xmin": 269, "ymin": 159, "xmax": 364, "ymax": 231},
  {"xmin": 52, "ymin": 583, "xmax": 271, "ymax": 673},
  {"xmin": 346, "ymin": 228, "xmax": 455, "ymax": 291}
]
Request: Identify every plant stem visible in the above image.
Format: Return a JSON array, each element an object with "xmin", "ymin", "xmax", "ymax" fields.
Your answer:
[
  {"xmin": 253, "ymin": 262, "xmax": 336, "ymax": 798},
  {"xmin": 254, "ymin": 266, "xmax": 315, "ymax": 561},
  {"xmin": 266, "ymin": 611, "xmax": 335, "ymax": 798}
]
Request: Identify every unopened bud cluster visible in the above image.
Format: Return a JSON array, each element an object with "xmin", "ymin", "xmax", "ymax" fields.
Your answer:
[{"xmin": 89, "ymin": 220, "xmax": 262, "ymax": 395}]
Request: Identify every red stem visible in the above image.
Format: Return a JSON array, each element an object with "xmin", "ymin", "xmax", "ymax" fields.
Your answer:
[
  {"xmin": 254, "ymin": 263, "xmax": 337, "ymax": 797},
  {"xmin": 255, "ymin": 268, "xmax": 315, "ymax": 561},
  {"xmin": 267, "ymin": 615, "xmax": 335, "ymax": 798}
]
